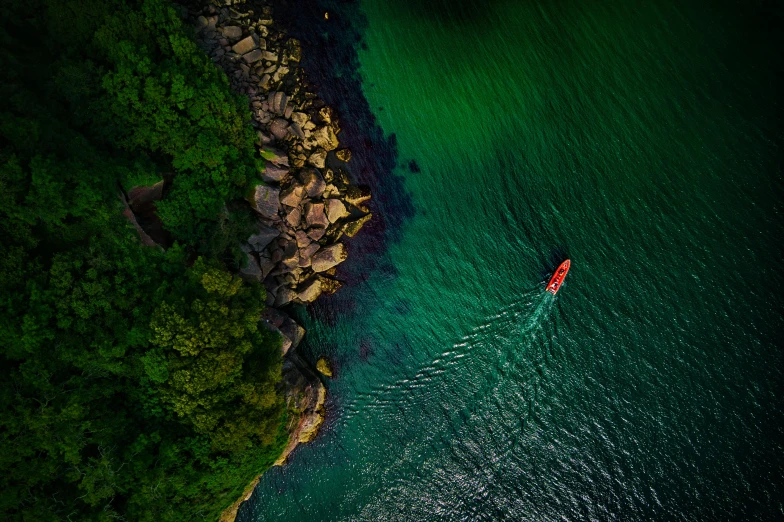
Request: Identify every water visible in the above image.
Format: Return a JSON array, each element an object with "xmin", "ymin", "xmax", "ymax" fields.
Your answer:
[{"xmin": 239, "ymin": 0, "xmax": 783, "ymax": 519}]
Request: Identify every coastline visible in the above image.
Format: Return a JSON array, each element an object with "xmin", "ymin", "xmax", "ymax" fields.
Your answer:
[{"xmin": 182, "ymin": 0, "xmax": 371, "ymax": 519}]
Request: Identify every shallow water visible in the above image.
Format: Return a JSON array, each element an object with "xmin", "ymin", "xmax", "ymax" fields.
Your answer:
[{"xmin": 239, "ymin": 0, "xmax": 783, "ymax": 519}]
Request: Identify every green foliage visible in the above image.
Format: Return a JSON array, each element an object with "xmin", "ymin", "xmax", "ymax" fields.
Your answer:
[{"xmin": 0, "ymin": 0, "xmax": 286, "ymax": 520}]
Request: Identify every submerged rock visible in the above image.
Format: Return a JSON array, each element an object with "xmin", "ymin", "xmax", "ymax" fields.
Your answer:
[
  {"xmin": 316, "ymin": 357, "xmax": 333, "ymax": 377},
  {"xmin": 342, "ymin": 213, "xmax": 372, "ymax": 238}
]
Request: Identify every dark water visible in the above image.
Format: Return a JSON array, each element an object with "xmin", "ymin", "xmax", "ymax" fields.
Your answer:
[{"xmin": 240, "ymin": 0, "xmax": 784, "ymax": 519}]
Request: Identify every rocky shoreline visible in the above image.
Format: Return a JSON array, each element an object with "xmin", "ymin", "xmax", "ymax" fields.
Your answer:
[
  {"xmin": 124, "ymin": 1, "xmax": 372, "ymax": 519},
  {"xmin": 189, "ymin": 0, "xmax": 368, "ymax": 485}
]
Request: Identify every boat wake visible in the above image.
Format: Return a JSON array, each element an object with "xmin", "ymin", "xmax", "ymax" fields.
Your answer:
[{"xmin": 342, "ymin": 286, "xmax": 560, "ymax": 429}]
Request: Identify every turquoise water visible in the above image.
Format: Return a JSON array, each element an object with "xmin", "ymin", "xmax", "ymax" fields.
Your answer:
[{"xmin": 240, "ymin": 0, "xmax": 783, "ymax": 519}]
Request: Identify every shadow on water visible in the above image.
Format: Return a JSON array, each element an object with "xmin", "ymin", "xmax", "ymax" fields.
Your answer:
[{"xmin": 267, "ymin": 0, "xmax": 416, "ymax": 331}]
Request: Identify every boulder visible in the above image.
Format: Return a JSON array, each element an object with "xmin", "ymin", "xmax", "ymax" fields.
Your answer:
[
  {"xmin": 344, "ymin": 185, "xmax": 372, "ymax": 208},
  {"xmin": 305, "ymin": 202, "xmax": 329, "ymax": 228},
  {"xmin": 250, "ymin": 185, "xmax": 280, "ymax": 219},
  {"xmin": 274, "ymin": 286, "xmax": 298, "ymax": 309},
  {"xmin": 299, "ymin": 169, "xmax": 326, "ymax": 198},
  {"xmin": 232, "ymin": 35, "xmax": 257, "ymax": 55},
  {"xmin": 285, "ymin": 206, "xmax": 301, "ymax": 228},
  {"xmin": 295, "ymin": 230, "xmax": 311, "ymax": 248},
  {"xmin": 280, "ymin": 319, "xmax": 305, "ymax": 349},
  {"xmin": 342, "ymin": 213, "xmax": 372, "ymax": 238},
  {"xmin": 270, "ymin": 119, "xmax": 289, "ymax": 140},
  {"xmin": 239, "ymin": 249, "xmax": 262, "ymax": 281},
  {"xmin": 280, "ymin": 185, "xmax": 304, "ymax": 207},
  {"xmin": 309, "ymin": 125, "xmax": 339, "ymax": 151},
  {"xmin": 296, "ymin": 278, "xmax": 322, "ymax": 303},
  {"xmin": 261, "ymin": 162, "xmax": 289, "ymax": 182},
  {"xmin": 318, "ymin": 275, "xmax": 343, "ymax": 295},
  {"xmin": 335, "ymin": 148, "xmax": 351, "ymax": 162},
  {"xmin": 262, "ymin": 50, "xmax": 278, "ymax": 62},
  {"xmin": 307, "ymin": 150, "xmax": 327, "ymax": 169},
  {"xmin": 291, "ymin": 112, "xmax": 309, "ymax": 127},
  {"xmin": 261, "ymin": 307, "xmax": 289, "ymax": 328},
  {"xmin": 243, "ymin": 49, "xmax": 264, "ymax": 63},
  {"xmin": 259, "ymin": 254, "xmax": 275, "ymax": 279},
  {"xmin": 262, "ymin": 147, "xmax": 289, "ymax": 167},
  {"xmin": 317, "ymin": 106, "xmax": 334, "ymax": 124},
  {"xmin": 325, "ymin": 199, "xmax": 349, "ymax": 223},
  {"xmin": 288, "ymin": 122, "xmax": 305, "ymax": 140},
  {"xmin": 247, "ymin": 225, "xmax": 279, "ymax": 251},
  {"xmin": 307, "ymin": 228, "xmax": 326, "ymax": 241},
  {"xmin": 311, "ymin": 243, "xmax": 348, "ymax": 273},
  {"xmin": 298, "ymin": 242, "xmax": 320, "ymax": 267},
  {"xmin": 128, "ymin": 181, "xmax": 164, "ymax": 208},
  {"xmin": 316, "ymin": 358, "xmax": 333, "ymax": 377},
  {"xmin": 221, "ymin": 26, "xmax": 242, "ymax": 39}
]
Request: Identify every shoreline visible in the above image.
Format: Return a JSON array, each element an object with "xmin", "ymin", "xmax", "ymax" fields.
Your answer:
[{"xmin": 183, "ymin": 0, "xmax": 373, "ymax": 519}]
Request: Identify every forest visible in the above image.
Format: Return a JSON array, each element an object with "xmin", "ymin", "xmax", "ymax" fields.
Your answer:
[{"xmin": 0, "ymin": 0, "xmax": 286, "ymax": 519}]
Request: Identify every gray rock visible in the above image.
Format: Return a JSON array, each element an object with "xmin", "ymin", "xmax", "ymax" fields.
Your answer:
[
  {"xmin": 307, "ymin": 150, "xmax": 327, "ymax": 169},
  {"xmin": 248, "ymin": 225, "xmax": 279, "ymax": 251},
  {"xmin": 296, "ymin": 278, "xmax": 322, "ymax": 303},
  {"xmin": 221, "ymin": 26, "xmax": 242, "ymax": 39},
  {"xmin": 271, "ymin": 92, "xmax": 284, "ymax": 114},
  {"xmin": 280, "ymin": 319, "xmax": 306, "ymax": 350},
  {"xmin": 285, "ymin": 206, "xmax": 301, "ymax": 228},
  {"xmin": 262, "ymin": 50, "xmax": 278, "ymax": 62},
  {"xmin": 261, "ymin": 307, "xmax": 289, "ymax": 328},
  {"xmin": 291, "ymin": 112, "xmax": 309, "ymax": 127},
  {"xmin": 270, "ymin": 119, "xmax": 289, "ymax": 140},
  {"xmin": 251, "ymin": 185, "xmax": 280, "ymax": 219},
  {"xmin": 344, "ymin": 185, "xmax": 372, "ymax": 208},
  {"xmin": 325, "ymin": 198, "xmax": 349, "ymax": 223},
  {"xmin": 288, "ymin": 122, "xmax": 305, "ymax": 140},
  {"xmin": 309, "ymin": 125, "xmax": 340, "ymax": 151},
  {"xmin": 232, "ymin": 35, "xmax": 257, "ymax": 55},
  {"xmin": 342, "ymin": 213, "xmax": 372, "ymax": 238},
  {"xmin": 307, "ymin": 228, "xmax": 326, "ymax": 241},
  {"xmin": 243, "ymin": 49, "xmax": 264, "ymax": 63},
  {"xmin": 259, "ymin": 73, "xmax": 271, "ymax": 89},
  {"xmin": 305, "ymin": 202, "xmax": 329, "ymax": 229},
  {"xmin": 299, "ymin": 169, "xmax": 326, "ymax": 198},
  {"xmin": 196, "ymin": 16, "xmax": 209, "ymax": 30},
  {"xmin": 284, "ymin": 105, "xmax": 293, "ymax": 119},
  {"xmin": 298, "ymin": 242, "xmax": 320, "ymax": 267},
  {"xmin": 239, "ymin": 249, "xmax": 262, "ymax": 281},
  {"xmin": 295, "ymin": 230, "xmax": 311, "ymax": 248},
  {"xmin": 262, "ymin": 147, "xmax": 289, "ymax": 167},
  {"xmin": 280, "ymin": 185, "xmax": 305, "ymax": 207},
  {"xmin": 259, "ymin": 255, "xmax": 275, "ymax": 279},
  {"xmin": 311, "ymin": 243, "xmax": 348, "ymax": 273},
  {"xmin": 274, "ymin": 287, "xmax": 298, "ymax": 309},
  {"xmin": 261, "ymin": 161, "xmax": 289, "ymax": 182},
  {"xmin": 318, "ymin": 275, "xmax": 343, "ymax": 295}
]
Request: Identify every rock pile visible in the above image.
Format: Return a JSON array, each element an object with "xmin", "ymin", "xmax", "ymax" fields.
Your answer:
[{"xmin": 189, "ymin": 0, "xmax": 371, "ymax": 326}]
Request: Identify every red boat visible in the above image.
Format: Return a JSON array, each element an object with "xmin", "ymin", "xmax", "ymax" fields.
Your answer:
[{"xmin": 546, "ymin": 259, "xmax": 570, "ymax": 295}]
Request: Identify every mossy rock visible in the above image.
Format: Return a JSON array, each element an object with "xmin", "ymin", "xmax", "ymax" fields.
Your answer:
[{"xmin": 316, "ymin": 357, "xmax": 333, "ymax": 377}]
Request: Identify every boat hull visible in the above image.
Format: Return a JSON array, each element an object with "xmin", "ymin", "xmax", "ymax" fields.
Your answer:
[{"xmin": 546, "ymin": 259, "xmax": 571, "ymax": 295}]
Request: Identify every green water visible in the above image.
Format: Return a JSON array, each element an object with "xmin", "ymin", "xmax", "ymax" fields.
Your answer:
[{"xmin": 241, "ymin": 0, "xmax": 783, "ymax": 519}]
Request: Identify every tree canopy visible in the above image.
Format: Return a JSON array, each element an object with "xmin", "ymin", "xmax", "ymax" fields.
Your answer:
[{"xmin": 0, "ymin": 0, "xmax": 285, "ymax": 520}]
